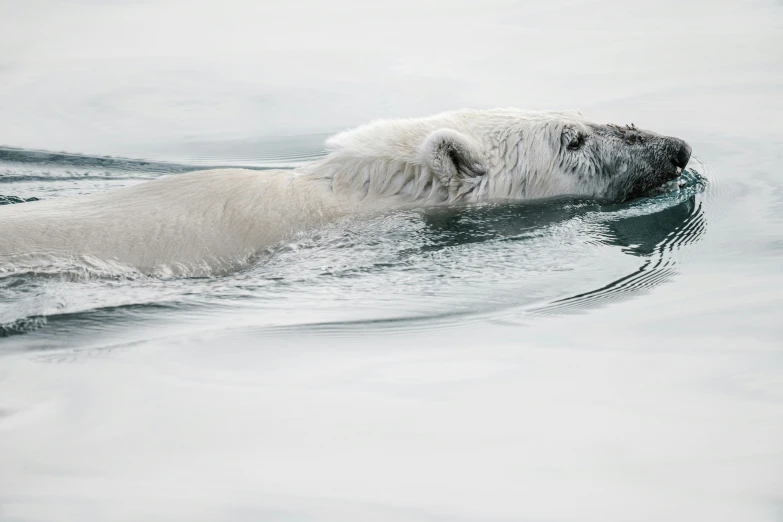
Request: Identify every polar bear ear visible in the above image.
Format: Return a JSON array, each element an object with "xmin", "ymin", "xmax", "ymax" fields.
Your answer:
[{"xmin": 421, "ymin": 129, "xmax": 488, "ymax": 185}]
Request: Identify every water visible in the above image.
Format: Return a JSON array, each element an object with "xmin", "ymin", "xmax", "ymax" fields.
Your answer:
[{"xmin": 1, "ymin": 1, "xmax": 782, "ymax": 521}]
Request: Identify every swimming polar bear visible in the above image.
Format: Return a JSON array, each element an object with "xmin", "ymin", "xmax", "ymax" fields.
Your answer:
[{"xmin": 0, "ymin": 108, "xmax": 691, "ymax": 275}]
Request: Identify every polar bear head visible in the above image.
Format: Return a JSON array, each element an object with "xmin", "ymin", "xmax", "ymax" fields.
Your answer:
[{"xmin": 320, "ymin": 108, "xmax": 691, "ymax": 204}]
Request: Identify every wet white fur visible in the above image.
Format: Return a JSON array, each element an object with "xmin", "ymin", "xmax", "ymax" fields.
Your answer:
[{"xmin": 0, "ymin": 108, "xmax": 592, "ymax": 274}]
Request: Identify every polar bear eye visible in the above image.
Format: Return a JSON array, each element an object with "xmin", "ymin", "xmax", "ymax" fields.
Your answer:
[{"xmin": 567, "ymin": 134, "xmax": 584, "ymax": 151}]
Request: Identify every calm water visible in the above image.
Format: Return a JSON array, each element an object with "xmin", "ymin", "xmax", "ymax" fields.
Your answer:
[{"xmin": 1, "ymin": 1, "xmax": 782, "ymax": 521}]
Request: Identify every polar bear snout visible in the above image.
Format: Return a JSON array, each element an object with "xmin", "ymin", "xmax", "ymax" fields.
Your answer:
[
  {"xmin": 577, "ymin": 123, "xmax": 696, "ymax": 202},
  {"xmin": 671, "ymin": 140, "xmax": 691, "ymax": 169}
]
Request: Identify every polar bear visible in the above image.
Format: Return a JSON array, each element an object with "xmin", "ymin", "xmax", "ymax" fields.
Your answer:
[{"xmin": 0, "ymin": 108, "xmax": 691, "ymax": 275}]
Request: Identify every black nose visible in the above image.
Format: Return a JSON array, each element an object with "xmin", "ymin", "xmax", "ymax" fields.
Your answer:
[{"xmin": 673, "ymin": 141, "xmax": 692, "ymax": 169}]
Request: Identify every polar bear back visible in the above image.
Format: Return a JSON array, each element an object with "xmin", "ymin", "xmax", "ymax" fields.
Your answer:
[{"xmin": 0, "ymin": 168, "xmax": 339, "ymax": 275}]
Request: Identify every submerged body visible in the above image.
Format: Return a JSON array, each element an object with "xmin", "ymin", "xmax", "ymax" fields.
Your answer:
[{"xmin": 0, "ymin": 109, "xmax": 691, "ymax": 274}]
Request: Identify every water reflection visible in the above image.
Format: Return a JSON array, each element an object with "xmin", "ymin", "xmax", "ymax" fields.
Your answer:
[
  {"xmin": 534, "ymin": 191, "xmax": 707, "ymax": 315},
  {"xmin": 599, "ymin": 197, "xmax": 705, "ymax": 256},
  {"xmin": 419, "ymin": 198, "xmax": 600, "ymax": 251}
]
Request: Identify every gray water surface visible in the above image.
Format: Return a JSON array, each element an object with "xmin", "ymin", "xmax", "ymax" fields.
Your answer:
[{"xmin": 1, "ymin": 1, "xmax": 782, "ymax": 521}]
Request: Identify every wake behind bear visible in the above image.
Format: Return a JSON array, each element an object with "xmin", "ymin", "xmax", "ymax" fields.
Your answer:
[{"xmin": 0, "ymin": 109, "xmax": 691, "ymax": 276}]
